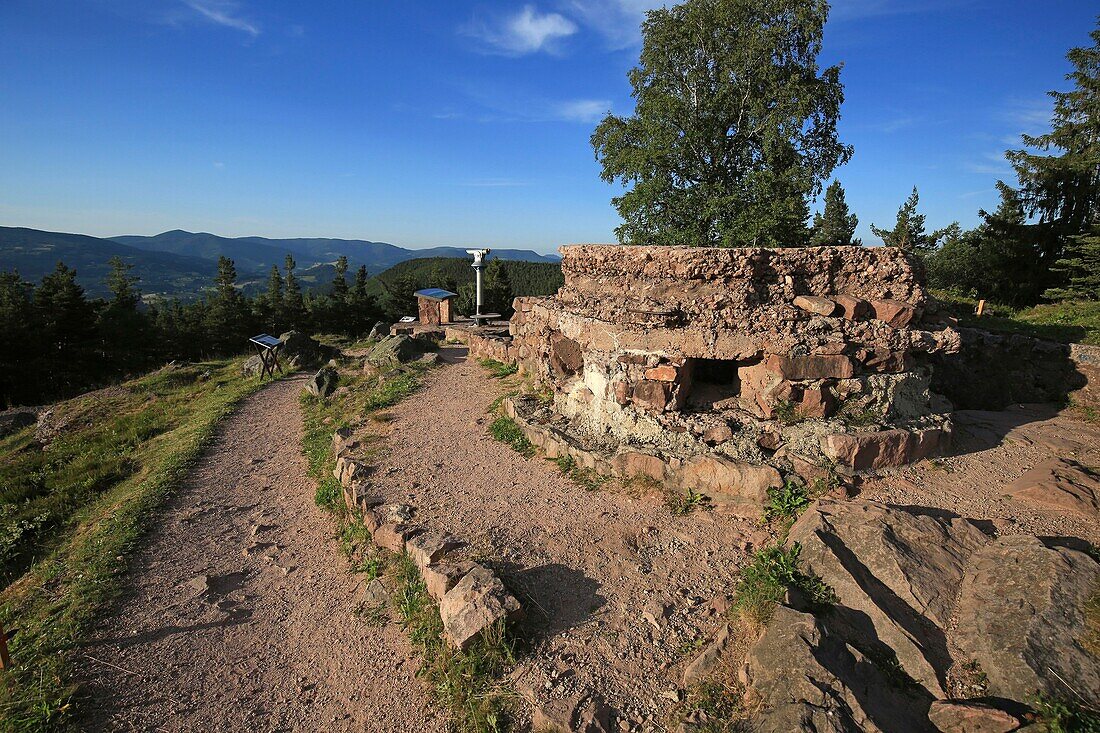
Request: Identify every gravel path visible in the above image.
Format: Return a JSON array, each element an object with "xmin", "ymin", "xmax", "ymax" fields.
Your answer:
[
  {"xmin": 368, "ymin": 348, "xmax": 759, "ymax": 728},
  {"xmin": 80, "ymin": 374, "xmax": 444, "ymax": 733}
]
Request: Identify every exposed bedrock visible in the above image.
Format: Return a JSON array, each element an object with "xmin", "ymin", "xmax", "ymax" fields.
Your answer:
[{"xmin": 741, "ymin": 499, "xmax": 1100, "ymax": 732}]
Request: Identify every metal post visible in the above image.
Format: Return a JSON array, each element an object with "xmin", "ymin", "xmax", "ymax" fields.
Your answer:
[
  {"xmin": 466, "ymin": 248, "xmax": 490, "ymax": 324},
  {"xmin": 475, "ymin": 265, "xmax": 483, "ymax": 318}
]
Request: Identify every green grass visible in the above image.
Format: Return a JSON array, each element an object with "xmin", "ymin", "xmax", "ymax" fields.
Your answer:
[
  {"xmin": 673, "ymin": 681, "xmax": 747, "ymax": 733},
  {"xmin": 732, "ymin": 543, "xmax": 837, "ymax": 629},
  {"xmin": 762, "ymin": 481, "xmax": 810, "ymax": 526},
  {"xmin": 488, "ymin": 417, "xmax": 534, "ymax": 458},
  {"xmin": 388, "ymin": 554, "xmax": 515, "ymax": 733},
  {"xmin": 1034, "ymin": 695, "xmax": 1100, "ymax": 733},
  {"xmin": 0, "ymin": 359, "xmax": 262, "ymax": 731},
  {"xmin": 772, "ymin": 400, "xmax": 802, "ymax": 426},
  {"xmin": 300, "ymin": 360, "xmax": 518, "ymax": 732},
  {"xmin": 551, "ymin": 454, "xmax": 609, "ymax": 492},
  {"xmin": 665, "ymin": 488, "xmax": 713, "ymax": 516},
  {"xmin": 478, "ymin": 358, "xmax": 518, "ymax": 379},
  {"xmin": 933, "ymin": 291, "xmax": 1100, "ymax": 346}
]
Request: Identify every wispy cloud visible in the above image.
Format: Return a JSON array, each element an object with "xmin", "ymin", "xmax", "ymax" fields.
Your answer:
[
  {"xmin": 1003, "ymin": 96, "xmax": 1051, "ymax": 133},
  {"xmin": 553, "ymin": 99, "xmax": 611, "ymax": 123},
  {"xmin": 462, "ymin": 5, "xmax": 577, "ymax": 55},
  {"xmin": 183, "ymin": 0, "xmax": 259, "ymax": 37},
  {"xmin": 566, "ymin": 0, "xmax": 668, "ymax": 50},
  {"xmin": 964, "ymin": 151, "xmax": 1012, "ymax": 177}
]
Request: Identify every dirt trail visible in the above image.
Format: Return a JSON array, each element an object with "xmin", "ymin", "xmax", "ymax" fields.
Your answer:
[
  {"xmin": 81, "ymin": 374, "xmax": 443, "ymax": 733},
  {"xmin": 368, "ymin": 349, "xmax": 758, "ymax": 726}
]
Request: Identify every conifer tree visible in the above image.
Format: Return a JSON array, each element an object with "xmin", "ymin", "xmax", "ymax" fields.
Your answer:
[
  {"xmin": 810, "ymin": 180, "xmax": 861, "ymax": 246},
  {"xmin": 871, "ymin": 187, "xmax": 950, "ymax": 253},
  {"xmin": 283, "ymin": 254, "xmax": 305, "ymax": 328},
  {"xmin": 331, "ymin": 255, "xmax": 350, "ymax": 303}
]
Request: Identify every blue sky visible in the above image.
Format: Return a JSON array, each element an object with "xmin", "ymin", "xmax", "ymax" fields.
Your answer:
[{"xmin": 0, "ymin": 1, "xmax": 1095, "ymax": 255}]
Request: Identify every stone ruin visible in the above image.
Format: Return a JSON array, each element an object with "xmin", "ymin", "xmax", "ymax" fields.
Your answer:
[{"xmin": 460, "ymin": 244, "xmax": 963, "ymax": 515}]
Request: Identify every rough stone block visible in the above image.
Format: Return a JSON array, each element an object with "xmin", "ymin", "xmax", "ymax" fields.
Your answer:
[
  {"xmin": 927, "ymin": 700, "xmax": 1020, "ymax": 733},
  {"xmin": 862, "ymin": 349, "xmax": 913, "ymax": 373},
  {"xmin": 631, "ymin": 380, "xmax": 669, "ymax": 411},
  {"xmin": 643, "ymin": 364, "xmax": 678, "ymax": 382},
  {"xmin": 683, "ymin": 623, "xmax": 732, "ymax": 686},
  {"xmin": 792, "ymin": 295, "xmax": 837, "ymax": 316},
  {"xmin": 797, "ymin": 385, "xmax": 836, "ymax": 418},
  {"xmin": 373, "ymin": 522, "xmax": 416, "ymax": 553},
  {"xmin": 422, "ymin": 560, "xmax": 478, "ymax": 602},
  {"xmin": 679, "ymin": 455, "xmax": 782, "ymax": 512},
  {"xmin": 765, "ymin": 354, "xmax": 855, "ymax": 380},
  {"xmin": 611, "ymin": 450, "xmax": 666, "ymax": 481},
  {"xmin": 549, "ymin": 332, "xmax": 583, "ymax": 376},
  {"xmin": 821, "ymin": 427, "xmax": 947, "ymax": 470},
  {"xmin": 405, "ymin": 531, "xmax": 464, "ymax": 570},
  {"xmin": 870, "ymin": 298, "xmax": 918, "ymax": 328},
  {"xmin": 439, "ymin": 566, "xmax": 523, "ymax": 650},
  {"xmin": 834, "ymin": 294, "xmax": 870, "ymax": 320}
]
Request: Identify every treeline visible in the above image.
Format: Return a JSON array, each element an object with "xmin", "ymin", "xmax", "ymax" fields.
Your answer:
[
  {"xmin": 0, "ymin": 251, "xmax": 564, "ymax": 407},
  {"xmin": 803, "ymin": 22, "xmax": 1098, "ymax": 307}
]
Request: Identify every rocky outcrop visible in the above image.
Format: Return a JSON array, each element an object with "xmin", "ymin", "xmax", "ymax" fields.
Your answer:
[
  {"xmin": 741, "ymin": 499, "xmax": 1100, "ymax": 732},
  {"xmin": 305, "ymin": 366, "xmax": 338, "ymax": 398},
  {"xmin": 0, "ymin": 408, "xmax": 36, "ymax": 438},
  {"xmin": 1005, "ymin": 458, "xmax": 1100, "ymax": 520},
  {"xmin": 788, "ymin": 499, "xmax": 988, "ymax": 697},
  {"xmin": 954, "ymin": 535, "xmax": 1100, "ymax": 703},
  {"xmin": 364, "ymin": 335, "xmax": 433, "ymax": 369}
]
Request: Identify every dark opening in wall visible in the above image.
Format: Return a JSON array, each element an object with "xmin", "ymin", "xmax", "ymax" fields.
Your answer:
[{"xmin": 683, "ymin": 358, "xmax": 741, "ymax": 408}]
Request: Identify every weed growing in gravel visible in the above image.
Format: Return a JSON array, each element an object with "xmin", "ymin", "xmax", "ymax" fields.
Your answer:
[
  {"xmin": 479, "ymin": 358, "xmax": 518, "ymax": 379},
  {"xmin": 486, "ymin": 390, "xmax": 518, "ymax": 414},
  {"xmin": 388, "ymin": 554, "xmax": 516, "ymax": 733},
  {"xmin": 489, "ymin": 416, "xmax": 534, "ymax": 457},
  {"xmin": 0, "ymin": 359, "xmax": 261, "ymax": 730},
  {"xmin": 551, "ymin": 454, "xmax": 609, "ymax": 492},
  {"xmin": 665, "ymin": 488, "xmax": 713, "ymax": 516},
  {"xmin": 358, "ymin": 552, "xmax": 387, "ymax": 580},
  {"xmin": 762, "ymin": 480, "xmax": 810, "ymax": 526},
  {"xmin": 772, "ymin": 400, "xmax": 802, "ymax": 425},
  {"xmin": 732, "ymin": 543, "xmax": 836, "ymax": 629},
  {"xmin": 673, "ymin": 681, "xmax": 748, "ymax": 732},
  {"xmin": 1034, "ymin": 694, "xmax": 1100, "ymax": 733},
  {"xmin": 836, "ymin": 399, "xmax": 881, "ymax": 428}
]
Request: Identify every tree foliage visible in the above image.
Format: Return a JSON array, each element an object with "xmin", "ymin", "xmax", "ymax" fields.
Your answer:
[
  {"xmin": 871, "ymin": 187, "xmax": 951, "ymax": 253},
  {"xmin": 591, "ymin": 0, "xmax": 850, "ymax": 248},
  {"xmin": 810, "ymin": 180, "xmax": 860, "ymax": 246}
]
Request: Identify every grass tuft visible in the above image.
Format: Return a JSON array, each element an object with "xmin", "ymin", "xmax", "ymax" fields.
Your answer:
[
  {"xmin": 488, "ymin": 417, "xmax": 534, "ymax": 458},
  {"xmin": 762, "ymin": 481, "xmax": 810, "ymax": 526},
  {"xmin": 665, "ymin": 488, "xmax": 713, "ymax": 516},
  {"xmin": 1033, "ymin": 694, "xmax": 1100, "ymax": 733},
  {"xmin": 732, "ymin": 543, "xmax": 836, "ymax": 629},
  {"xmin": 478, "ymin": 359, "xmax": 518, "ymax": 379}
]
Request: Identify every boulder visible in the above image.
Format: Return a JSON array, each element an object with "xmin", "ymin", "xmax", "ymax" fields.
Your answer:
[
  {"xmin": 1005, "ymin": 458, "xmax": 1100, "ymax": 520},
  {"xmin": 439, "ymin": 566, "xmax": 523, "ymax": 650},
  {"xmin": 793, "ymin": 295, "xmax": 838, "ymax": 316},
  {"xmin": 364, "ymin": 335, "xmax": 431, "ymax": 368},
  {"xmin": 549, "ymin": 332, "xmax": 584, "ymax": 376},
  {"xmin": 372, "ymin": 522, "xmax": 416, "ymax": 553},
  {"xmin": 678, "ymin": 455, "xmax": 782, "ymax": 514},
  {"xmin": 953, "ymin": 535, "xmax": 1100, "ymax": 702},
  {"xmin": 927, "ymin": 700, "xmax": 1020, "ymax": 733},
  {"xmin": 241, "ymin": 354, "xmax": 264, "ymax": 377},
  {"xmin": 367, "ymin": 321, "xmax": 390, "ymax": 340},
  {"xmin": 305, "ymin": 366, "xmax": 338, "ymax": 398},
  {"xmin": 278, "ymin": 330, "xmax": 335, "ymax": 369},
  {"xmin": 869, "ymin": 299, "xmax": 918, "ymax": 328},
  {"xmin": 798, "ymin": 385, "xmax": 836, "ymax": 418},
  {"xmin": 331, "ymin": 427, "xmax": 358, "ymax": 456},
  {"xmin": 788, "ymin": 499, "xmax": 990, "ymax": 698}
]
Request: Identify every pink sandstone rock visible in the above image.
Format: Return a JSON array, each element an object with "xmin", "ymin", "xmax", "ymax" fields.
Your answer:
[
  {"xmin": 765, "ymin": 353, "xmax": 855, "ymax": 380},
  {"xmin": 792, "ymin": 295, "xmax": 837, "ymax": 316},
  {"xmin": 927, "ymin": 700, "xmax": 1020, "ymax": 733},
  {"xmin": 439, "ymin": 566, "xmax": 523, "ymax": 651},
  {"xmin": 869, "ymin": 298, "xmax": 918, "ymax": 328},
  {"xmin": 821, "ymin": 428, "xmax": 947, "ymax": 470},
  {"xmin": 834, "ymin": 294, "xmax": 870, "ymax": 320},
  {"xmin": 631, "ymin": 380, "xmax": 669, "ymax": 411},
  {"xmin": 611, "ymin": 450, "xmax": 666, "ymax": 481},
  {"xmin": 679, "ymin": 455, "xmax": 782, "ymax": 511},
  {"xmin": 643, "ymin": 364, "xmax": 678, "ymax": 382}
]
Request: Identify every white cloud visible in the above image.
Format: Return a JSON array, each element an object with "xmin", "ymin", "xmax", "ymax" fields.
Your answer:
[
  {"xmin": 566, "ymin": 0, "xmax": 667, "ymax": 49},
  {"xmin": 463, "ymin": 5, "xmax": 577, "ymax": 55},
  {"xmin": 183, "ymin": 0, "xmax": 259, "ymax": 37},
  {"xmin": 554, "ymin": 99, "xmax": 611, "ymax": 123}
]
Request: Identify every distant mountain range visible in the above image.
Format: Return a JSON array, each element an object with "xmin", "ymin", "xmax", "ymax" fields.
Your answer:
[{"xmin": 0, "ymin": 226, "xmax": 559, "ymax": 298}]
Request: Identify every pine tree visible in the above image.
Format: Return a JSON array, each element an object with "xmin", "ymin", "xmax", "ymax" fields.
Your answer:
[
  {"xmin": 1005, "ymin": 20, "xmax": 1100, "ymax": 300},
  {"xmin": 482, "ymin": 258, "xmax": 513, "ymax": 316},
  {"xmin": 262, "ymin": 264, "xmax": 284, "ymax": 331},
  {"xmin": 35, "ymin": 262, "xmax": 96, "ymax": 393},
  {"xmin": 105, "ymin": 256, "xmax": 140, "ymax": 310},
  {"xmin": 871, "ymin": 187, "xmax": 950, "ymax": 253},
  {"xmin": 811, "ymin": 180, "xmax": 861, "ymax": 246},
  {"xmin": 206, "ymin": 256, "xmax": 245, "ymax": 352},
  {"xmin": 385, "ymin": 273, "xmax": 418, "ymax": 320},
  {"xmin": 283, "ymin": 254, "xmax": 305, "ymax": 329},
  {"xmin": 331, "ymin": 255, "xmax": 350, "ymax": 302},
  {"xmin": 1046, "ymin": 226, "xmax": 1100, "ymax": 300},
  {"xmin": 99, "ymin": 256, "xmax": 149, "ymax": 375},
  {"xmin": 0, "ymin": 272, "xmax": 36, "ymax": 406}
]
